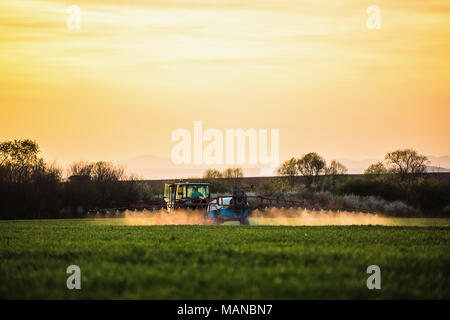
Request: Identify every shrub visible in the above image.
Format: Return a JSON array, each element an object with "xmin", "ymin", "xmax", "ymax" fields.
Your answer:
[
  {"xmin": 410, "ymin": 179, "xmax": 450, "ymax": 213},
  {"xmin": 337, "ymin": 178, "xmax": 403, "ymax": 201},
  {"xmin": 383, "ymin": 201, "xmax": 418, "ymax": 216},
  {"xmin": 443, "ymin": 205, "xmax": 450, "ymax": 215}
]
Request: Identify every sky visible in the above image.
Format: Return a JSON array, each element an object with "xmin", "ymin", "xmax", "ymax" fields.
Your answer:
[{"xmin": 1, "ymin": 0, "xmax": 449, "ymax": 176}]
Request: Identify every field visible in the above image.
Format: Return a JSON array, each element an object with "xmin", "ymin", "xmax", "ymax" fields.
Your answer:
[{"xmin": 0, "ymin": 218, "xmax": 449, "ymax": 299}]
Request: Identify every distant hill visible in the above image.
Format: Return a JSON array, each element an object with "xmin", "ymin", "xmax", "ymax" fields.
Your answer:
[
  {"xmin": 337, "ymin": 155, "xmax": 450, "ymax": 174},
  {"xmin": 118, "ymin": 154, "xmax": 450, "ymax": 179},
  {"xmin": 119, "ymin": 154, "xmax": 273, "ymax": 179},
  {"xmin": 335, "ymin": 158, "xmax": 379, "ymax": 174},
  {"xmin": 425, "ymin": 165, "xmax": 450, "ymax": 173},
  {"xmin": 426, "ymin": 155, "xmax": 450, "ymax": 171}
]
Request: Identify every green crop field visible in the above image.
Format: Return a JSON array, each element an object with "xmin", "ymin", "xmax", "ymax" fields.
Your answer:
[{"xmin": 0, "ymin": 218, "xmax": 449, "ymax": 299}]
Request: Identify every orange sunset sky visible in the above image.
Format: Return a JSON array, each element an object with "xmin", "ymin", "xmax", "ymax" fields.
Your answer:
[{"xmin": 1, "ymin": 0, "xmax": 449, "ymax": 174}]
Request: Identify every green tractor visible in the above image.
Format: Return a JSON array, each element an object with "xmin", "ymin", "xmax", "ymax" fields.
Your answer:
[{"xmin": 163, "ymin": 182, "xmax": 211, "ymax": 211}]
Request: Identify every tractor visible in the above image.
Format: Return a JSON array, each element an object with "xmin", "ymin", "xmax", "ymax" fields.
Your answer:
[
  {"xmin": 163, "ymin": 181, "xmax": 249, "ymax": 225},
  {"xmin": 91, "ymin": 180, "xmax": 346, "ymax": 224}
]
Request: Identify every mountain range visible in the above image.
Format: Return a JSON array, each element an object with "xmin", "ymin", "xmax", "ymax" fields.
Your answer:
[{"xmin": 118, "ymin": 155, "xmax": 450, "ymax": 179}]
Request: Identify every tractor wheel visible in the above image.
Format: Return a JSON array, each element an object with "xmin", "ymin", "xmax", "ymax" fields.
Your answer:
[{"xmin": 239, "ymin": 217, "xmax": 250, "ymax": 226}]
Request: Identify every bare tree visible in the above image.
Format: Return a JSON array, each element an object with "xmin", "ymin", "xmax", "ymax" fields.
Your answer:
[
  {"xmin": 69, "ymin": 161, "xmax": 125, "ymax": 182},
  {"xmin": 325, "ymin": 160, "xmax": 348, "ymax": 176},
  {"xmin": 223, "ymin": 167, "xmax": 243, "ymax": 179},
  {"xmin": 91, "ymin": 161, "xmax": 125, "ymax": 182},
  {"xmin": 278, "ymin": 158, "xmax": 299, "ymax": 186},
  {"xmin": 202, "ymin": 169, "xmax": 226, "ymax": 193},
  {"xmin": 385, "ymin": 149, "xmax": 428, "ymax": 185},
  {"xmin": 68, "ymin": 161, "xmax": 94, "ymax": 178},
  {"xmin": 223, "ymin": 167, "xmax": 243, "ymax": 189},
  {"xmin": 297, "ymin": 152, "xmax": 326, "ymax": 186},
  {"xmin": 365, "ymin": 161, "xmax": 388, "ymax": 175},
  {"xmin": 203, "ymin": 169, "xmax": 223, "ymax": 179}
]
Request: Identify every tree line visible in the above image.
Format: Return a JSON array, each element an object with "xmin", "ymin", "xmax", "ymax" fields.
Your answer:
[
  {"xmin": 277, "ymin": 152, "xmax": 348, "ymax": 186},
  {"xmin": 273, "ymin": 149, "xmax": 449, "ymax": 214},
  {"xmin": 1, "ymin": 139, "xmax": 449, "ymax": 218},
  {"xmin": 0, "ymin": 139, "xmax": 154, "ymax": 219}
]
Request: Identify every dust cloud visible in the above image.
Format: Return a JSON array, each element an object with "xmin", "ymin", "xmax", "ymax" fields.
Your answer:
[
  {"xmin": 87, "ymin": 209, "xmax": 215, "ymax": 225},
  {"xmin": 85, "ymin": 208, "xmax": 418, "ymax": 226},
  {"xmin": 249, "ymin": 208, "xmax": 397, "ymax": 226}
]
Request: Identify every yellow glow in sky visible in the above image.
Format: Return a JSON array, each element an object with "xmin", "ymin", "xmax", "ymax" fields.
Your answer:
[{"xmin": 1, "ymin": 0, "xmax": 449, "ymax": 170}]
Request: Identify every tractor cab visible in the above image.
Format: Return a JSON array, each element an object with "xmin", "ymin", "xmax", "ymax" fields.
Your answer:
[{"xmin": 164, "ymin": 182, "xmax": 210, "ymax": 211}]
